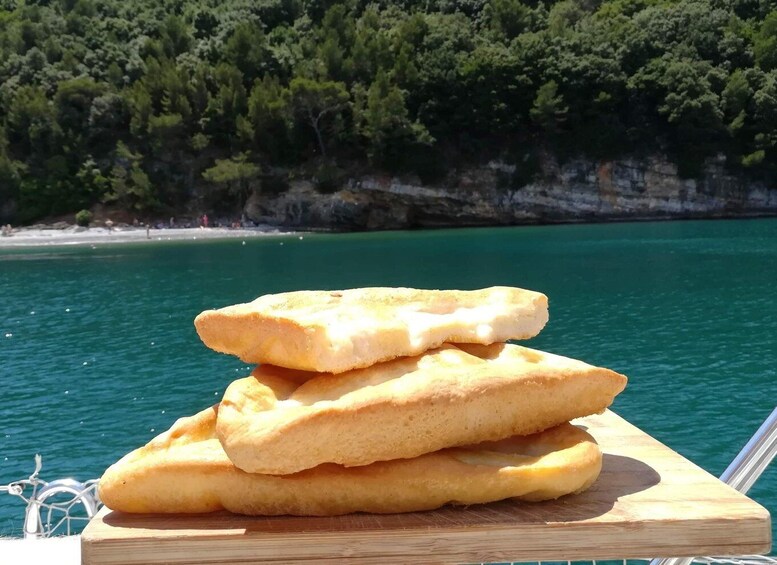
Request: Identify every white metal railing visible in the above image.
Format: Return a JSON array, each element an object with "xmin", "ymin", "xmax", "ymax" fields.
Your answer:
[
  {"xmin": 648, "ymin": 407, "xmax": 777, "ymax": 565},
  {"xmin": 1, "ymin": 454, "xmax": 102, "ymax": 539}
]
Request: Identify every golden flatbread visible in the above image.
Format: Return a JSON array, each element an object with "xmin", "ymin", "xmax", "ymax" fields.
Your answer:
[
  {"xmin": 194, "ymin": 286, "xmax": 549, "ymax": 373},
  {"xmin": 99, "ymin": 404, "xmax": 603, "ymax": 516},
  {"xmin": 217, "ymin": 343, "xmax": 627, "ymax": 474}
]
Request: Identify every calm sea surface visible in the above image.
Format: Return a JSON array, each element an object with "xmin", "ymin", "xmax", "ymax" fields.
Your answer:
[{"xmin": 1, "ymin": 218, "xmax": 775, "ymax": 543}]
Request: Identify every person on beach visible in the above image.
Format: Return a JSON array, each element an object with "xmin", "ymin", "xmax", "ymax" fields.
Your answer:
[{"xmin": 105, "ymin": 219, "xmax": 113, "ymax": 233}]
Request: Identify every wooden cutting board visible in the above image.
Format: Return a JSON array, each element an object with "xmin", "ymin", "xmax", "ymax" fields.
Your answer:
[{"xmin": 81, "ymin": 410, "xmax": 772, "ymax": 564}]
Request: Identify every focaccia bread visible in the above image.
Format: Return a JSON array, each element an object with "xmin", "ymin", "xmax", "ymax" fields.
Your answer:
[
  {"xmin": 217, "ymin": 343, "xmax": 627, "ymax": 474},
  {"xmin": 99, "ymin": 404, "xmax": 602, "ymax": 516},
  {"xmin": 193, "ymin": 286, "xmax": 548, "ymax": 373}
]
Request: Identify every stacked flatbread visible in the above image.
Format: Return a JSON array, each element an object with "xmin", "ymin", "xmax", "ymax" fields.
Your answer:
[{"xmin": 99, "ymin": 286, "xmax": 627, "ymax": 516}]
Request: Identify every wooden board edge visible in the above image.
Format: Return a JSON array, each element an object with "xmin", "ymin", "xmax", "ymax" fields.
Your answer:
[{"xmin": 81, "ymin": 512, "xmax": 773, "ymax": 565}]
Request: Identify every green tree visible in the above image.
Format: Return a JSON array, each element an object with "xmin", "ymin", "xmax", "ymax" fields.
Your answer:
[
  {"xmin": 459, "ymin": 44, "xmax": 530, "ymax": 135},
  {"xmin": 548, "ymin": 0, "xmax": 585, "ymax": 36},
  {"xmin": 224, "ymin": 22, "xmax": 272, "ymax": 82},
  {"xmin": 657, "ymin": 59, "xmax": 723, "ymax": 136},
  {"xmin": 202, "ymin": 152, "xmax": 261, "ymax": 206},
  {"xmin": 405, "ymin": 12, "xmax": 473, "ymax": 139},
  {"xmin": 104, "ymin": 142, "xmax": 158, "ymax": 212},
  {"xmin": 752, "ymin": 71, "xmax": 777, "ymax": 153},
  {"xmin": 75, "ymin": 157, "xmax": 110, "ymax": 203},
  {"xmin": 288, "ymin": 77, "xmax": 349, "ymax": 157},
  {"xmin": 88, "ymin": 93, "xmax": 131, "ymax": 149},
  {"xmin": 246, "ymin": 76, "xmax": 291, "ymax": 159},
  {"xmin": 722, "ymin": 69, "xmax": 753, "ymax": 134},
  {"xmin": 484, "ymin": 0, "xmax": 531, "ymax": 41},
  {"xmin": 356, "ymin": 71, "xmax": 432, "ymax": 167},
  {"xmin": 204, "ymin": 64, "xmax": 248, "ymax": 147},
  {"xmin": 755, "ymin": 12, "xmax": 777, "ymax": 71},
  {"xmin": 530, "ymin": 80, "xmax": 568, "ymax": 133},
  {"xmin": 346, "ymin": 6, "xmax": 391, "ymax": 83},
  {"xmin": 128, "ymin": 83, "xmax": 154, "ymax": 139},
  {"xmin": 0, "ymin": 128, "xmax": 25, "ymax": 222},
  {"xmin": 159, "ymin": 15, "xmax": 193, "ymax": 60},
  {"xmin": 54, "ymin": 77, "xmax": 106, "ymax": 153},
  {"xmin": 160, "ymin": 65, "xmax": 194, "ymax": 119},
  {"xmin": 318, "ymin": 31, "xmax": 347, "ymax": 80},
  {"xmin": 315, "ymin": 3, "xmax": 355, "ymax": 81},
  {"xmin": 6, "ymin": 86, "xmax": 61, "ymax": 158},
  {"xmin": 148, "ymin": 113, "xmax": 186, "ymax": 156}
]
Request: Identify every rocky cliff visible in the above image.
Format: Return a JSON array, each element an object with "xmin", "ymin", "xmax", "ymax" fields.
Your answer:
[{"xmin": 244, "ymin": 156, "xmax": 777, "ymax": 231}]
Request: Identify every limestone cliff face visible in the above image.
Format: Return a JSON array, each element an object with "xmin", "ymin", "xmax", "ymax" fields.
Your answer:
[{"xmin": 244, "ymin": 156, "xmax": 777, "ymax": 230}]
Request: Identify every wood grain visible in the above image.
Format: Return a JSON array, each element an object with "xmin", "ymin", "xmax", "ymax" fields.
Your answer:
[{"xmin": 81, "ymin": 410, "xmax": 772, "ymax": 564}]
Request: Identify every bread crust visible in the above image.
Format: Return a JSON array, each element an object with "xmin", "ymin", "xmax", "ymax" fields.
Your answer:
[
  {"xmin": 217, "ymin": 343, "xmax": 627, "ymax": 474},
  {"xmin": 193, "ymin": 287, "xmax": 549, "ymax": 373},
  {"xmin": 98, "ymin": 405, "xmax": 602, "ymax": 516}
]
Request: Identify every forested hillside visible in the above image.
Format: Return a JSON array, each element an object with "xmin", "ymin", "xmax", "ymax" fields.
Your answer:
[{"xmin": 1, "ymin": 0, "xmax": 777, "ymax": 223}]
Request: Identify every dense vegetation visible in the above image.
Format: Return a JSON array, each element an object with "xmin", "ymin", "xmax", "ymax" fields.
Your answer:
[{"xmin": 1, "ymin": 0, "xmax": 777, "ymax": 223}]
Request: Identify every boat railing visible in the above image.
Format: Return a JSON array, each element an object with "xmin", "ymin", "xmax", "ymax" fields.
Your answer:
[
  {"xmin": 0, "ymin": 454, "xmax": 102, "ymax": 539},
  {"xmin": 647, "ymin": 406, "xmax": 777, "ymax": 565}
]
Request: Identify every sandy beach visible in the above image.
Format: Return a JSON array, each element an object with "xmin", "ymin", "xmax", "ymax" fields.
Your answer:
[{"xmin": 0, "ymin": 224, "xmax": 294, "ymax": 249}]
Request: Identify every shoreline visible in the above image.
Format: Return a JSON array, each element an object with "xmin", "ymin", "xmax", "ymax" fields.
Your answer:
[
  {"xmin": 2, "ymin": 214, "xmax": 776, "ymax": 250},
  {"xmin": 0, "ymin": 224, "xmax": 294, "ymax": 249}
]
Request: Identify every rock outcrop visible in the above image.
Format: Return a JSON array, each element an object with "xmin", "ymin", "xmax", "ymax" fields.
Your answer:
[{"xmin": 244, "ymin": 156, "xmax": 777, "ymax": 231}]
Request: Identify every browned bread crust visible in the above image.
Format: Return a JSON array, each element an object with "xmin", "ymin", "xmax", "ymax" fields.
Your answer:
[
  {"xmin": 98, "ymin": 405, "xmax": 602, "ymax": 516},
  {"xmin": 193, "ymin": 287, "xmax": 549, "ymax": 373},
  {"xmin": 217, "ymin": 343, "xmax": 627, "ymax": 474}
]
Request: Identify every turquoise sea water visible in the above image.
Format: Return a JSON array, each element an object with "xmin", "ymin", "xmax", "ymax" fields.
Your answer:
[{"xmin": 1, "ymin": 218, "xmax": 775, "ymax": 545}]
